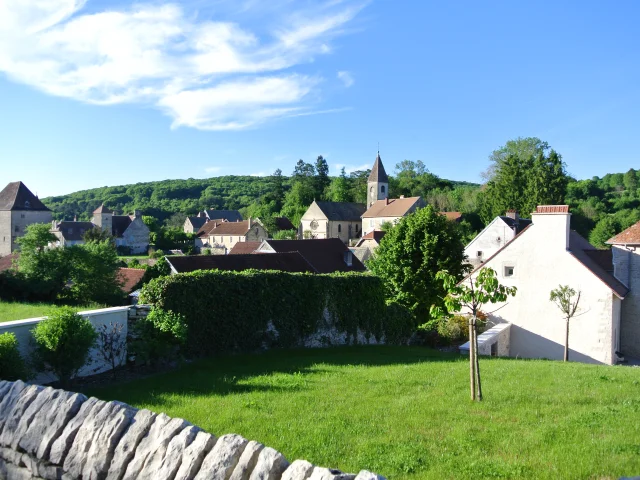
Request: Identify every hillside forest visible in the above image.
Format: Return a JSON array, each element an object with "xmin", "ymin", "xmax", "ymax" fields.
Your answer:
[{"xmin": 41, "ymin": 137, "xmax": 640, "ymax": 249}]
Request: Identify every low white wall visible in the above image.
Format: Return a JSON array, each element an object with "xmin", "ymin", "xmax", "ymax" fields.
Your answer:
[
  {"xmin": 460, "ymin": 323, "xmax": 511, "ymax": 357},
  {"xmin": 0, "ymin": 306, "xmax": 129, "ymax": 383}
]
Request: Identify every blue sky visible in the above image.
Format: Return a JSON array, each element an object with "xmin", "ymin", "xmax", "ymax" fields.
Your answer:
[{"xmin": 1, "ymin": 0, "xmax": 639, "ymax": 197}]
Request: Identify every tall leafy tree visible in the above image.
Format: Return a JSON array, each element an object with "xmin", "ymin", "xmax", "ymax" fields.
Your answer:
[
  {"xmin": 623, "ymin": 168, "xmax": 638, "ymax": 194},
  {"xmin": 66, "ymin": 240, "xmax": 124, "ymax": 305},
  {"xmin": 328, "ymin": 167, "xmax": 353, "ymax": 202},
  {"xmin": 368, "ymin": 205, "xmax": 468, "ymax": 322},
  {"xmin": 589, "ymin": 216, "xmax": 620, "ymax": 248},
  {"xmin": 349, "ymin": 169, "xmax": 370, "ymax": 204},
  {"xmin": 549, "ymin": 285, "xmax": 582, "ymax": 362},
  {"xmin": 314, "ymin": 155, "xmax": 330, "ymax": 200},
  {"xmin": 482, "ymin": 137, "xmax": 550, "ymax": 182}
]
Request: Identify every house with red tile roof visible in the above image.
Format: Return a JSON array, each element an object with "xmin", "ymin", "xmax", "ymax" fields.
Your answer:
[
  {"xmin": 460, "ymin": 205, "xmax": 629, "ymax": 365},
  {"xmin": 196, "ymin": 218, "xmax": 267, "ymax": 254}
]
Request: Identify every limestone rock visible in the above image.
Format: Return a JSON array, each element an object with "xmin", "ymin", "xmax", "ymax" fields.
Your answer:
[
  {"xmin": 152, "ymin": 425, "xmax": 200, "ymax": 479},
  {"xmin": 0, "ymin": 381, "xmax": 31, "ymax": 433},
  {"xmin": 37, "ymin": 460, "xmax": 64, "ymax": 480},
  {"xmin": 281, "ymin": 459, "xmax": 315, "ymax": 480},
  {"xmin": 229, "ymin": 440, "xmax": 265, "ymax": 480},
  {"xmin": 173, "ymin": 430, "xmax": 216, "ymax": 480},
  {"xmin": 0, "ymin": 384, "xmax": 43, "ymax": 448},
  {"xmin": 106, "ymin": 408, "xmax": 156, "ymax": 480},
  {"xmin": 195, "ymin": 433, "xmax": 249, "ymax": 480},
  {"xmin": 354, "ymin": 471, "xmax": 386, "ymax": 480},
  {"xmin": 0, "ymin": 381, "xmax": 12, "ymax": 403},
  {"xmin": 48, "ymin": 396, "xmax": 102, "ymax": 465},
  {"xmin": 122, "ymin": 413, "xmax": 189, "ymax": 480},
  {"xmin": 0, "ymin": 446, "xmax": 23, "ymax": 465},
  {"xmin": 21, "ymin": 390, "xmax": 87, "ymax": 460},
  {"xmin": 248, "ymin": 446, "xmax": 289, "ymax": 480},
  {"xmin": 308, "ymin": 467, "xmax": 356, "ymax": 480},
  {"xmin": 8, "ymin": 387, "xmax": 59, "ymax": 451},
  {"xmin": 65, "ymin": 400, "xmax": 135, "ymax": 479}
]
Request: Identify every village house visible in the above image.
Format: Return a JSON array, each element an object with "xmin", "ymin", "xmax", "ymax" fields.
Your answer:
[
  {"xmin": 299, "ymin": 201, "xmax": 366, "ymax": 244},
  {"xmin": 255, "ymin": 238, "xmax": 366, "ymax": 273},
  {"xmin": 196, "ymin": 218, "xmax": 267, "ymax": 254},
  {"xmin": 462, "ymin": 205, "xmax": 629, "ymax": 365},
  {"xmin": 361, "ymin": 196, "xmax": 425, "ymax": 235},
  {"xmin": 352, "ymin": 230, "xmax": 386, "ymax": 263},
  {"xmin": 183, "ymin": 210, "xmax": 243, "ymax": 234},
  {"xmin": 464, "ymin": 210, "xmax": 532, "ymax": 267},
  {"xmin": 51, "ymin": 204, "xmax": 150, "ymax": 254},
  {"xmin": 0, "ymin": 181, "xmax": 52, "ymax": 257}
]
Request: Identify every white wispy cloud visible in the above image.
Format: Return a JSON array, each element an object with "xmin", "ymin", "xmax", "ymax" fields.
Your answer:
[
  {"xmin": 0, "ymin": 0, "xmax": 365, "ymax": 130},
  {"xmin": 205, "ymin": 166, "xmax": 222, "ymax": 173},
  {"xmin": 337, "ymin": 71, "xmax": 354, "ymax": 87}
]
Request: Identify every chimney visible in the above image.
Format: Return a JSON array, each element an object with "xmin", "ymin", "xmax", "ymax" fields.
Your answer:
[
  {"xmin": 399, "ymin": 195, "xmax": 405, "ymax": 199},
  {"xmin": 505, "ymin": 209, "xmax": 519, "ymax": 221},
  {"xmin": 73, "ymin": 215, "xmax": 77, "ymax": 222},
  {"xmin": 248, "ymin": 217, "xmax": 252, "ymax": 228},
  {"xmin": 531, "ymin": 205, "xmax": 571, "ymax": 250},
  {"xmin": 52, "ymin": 220, "xmax": 57, "ymax": 229},
  {"xmin": 134, "ymin": 210, "xmax": 142, "ymax": 218}
]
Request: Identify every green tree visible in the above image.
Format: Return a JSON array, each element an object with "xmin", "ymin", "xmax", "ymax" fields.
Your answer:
[
  {"xmin": 327, "ymin": 167, "xmax": 353, "ymax": 202},
  {"xmin": 349, "ymin": 170, "xmax": 370, "ymax": 204},
  {"xmin": 32, "ymin": 307, "xmax": 97, "ymax": 388},
  {"xmin": 589, "ymin": 216, "xmax": 620, "ymax": 249},
  {"xmin": 433, "ymin": 267, "xmax": 517, "ymax": 401},
  {"xmin": 368, "ymin": 205, "xmax": 468, "ymax": 322},
  {"xmin": 549, "ymin": 285, "xmax": 581, "ymax": 362},
  {"xmin": 623, "ymin": 168, "xmax": 638, "ymax": 194},
  {"xmin": 83, "ymin": 226, "xmax": 114, "ymax": 244},
  {"xmin": 482, "ymin": 136, "xmax": 550, "ymax": 182},
  {"xmin": 314, "ymin": 155, "xmax": 330, "ymax": 200},
  {"xmin": 66, "ymin": 240, "xmax": 124, "ymax": 305}
]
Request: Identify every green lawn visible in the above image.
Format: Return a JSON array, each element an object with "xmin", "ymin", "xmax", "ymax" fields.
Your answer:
[
  {"xmin": 86, "ymin": 346, "xmax": 640, "ymax": 479},
  {"xmin": 0, "ymin": 302, "xmax": 102, "ymax": 322}
]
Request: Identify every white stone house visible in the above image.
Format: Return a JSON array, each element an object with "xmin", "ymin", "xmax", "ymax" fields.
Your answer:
[
  {"xmin": 461, "ymin": 205, "xmax": 628, "ymax": 365},
  {"xmin": 0, "ymin": 182, "xmax": 52, "ymax": 256},
  {"xmin": 361, "ymin": 196, "xmax": 425, "ymax": 235},
  {"xmin": 299, "ymin": 201, "xmax": 365, "ymax": 244},
  {"xmin": 196, "ymin": 218, "xmax": 267, "ymax": 253},
  {"xmin": 464, "ymin": 210, "xmax": 532, "ymax": 267}
]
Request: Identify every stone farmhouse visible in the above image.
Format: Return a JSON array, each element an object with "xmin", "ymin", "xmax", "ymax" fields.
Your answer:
[
  {"xmin": 0, "ymin": 182, "xmax": 52, "ymax": 257},
  {"xmin": 195, "ymin": 218, "xmax": 268, "ymax": 254},
  {"xmin": 464, "ymin": 210, "xmax": 532, "ymax": 267},
  {"xmin": 352, "ymin": 230, "xmax": 386, "ymax": 263},
  {"xmin": 51, "ymin": 205, "xmax": 150, "ymax": 254},
  {"xmin": 462, "ymin": 205, "xmax": 630, "ymax": 365},
  {"xmin": 183, "ymin": 209, "xmax": 243, "ymax": 234},
  {"xmin": 299, "ymin": 201, "xmax": 366, "ymax": 244},
  {"xmin": 362, "ymin": 196, "xmax": 425, "ymax": 235}
]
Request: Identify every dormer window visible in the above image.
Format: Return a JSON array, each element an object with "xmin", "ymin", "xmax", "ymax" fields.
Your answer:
[{"xmin": 24, "ymin": 200, "xmax": 31, "ymax": 209}]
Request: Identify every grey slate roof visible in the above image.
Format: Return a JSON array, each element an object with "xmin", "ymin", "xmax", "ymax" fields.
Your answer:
[
  {"xmin": 499, "ymin": 216, "xmax": 532, "ymax": 234},
  {"xmin": 367, "ymin": 153, "xmax": 389, "ymax": 183},
  {"xmin": 54, "ymin": 221, "xmax": 95, "ymax": 241},
  {"xmin": 187, "ymin": 216, "xmax": 207, "ymax": 230},
  {"xmin": 261, "ymin": 238, "xmax": 366, "ymax": 273},
  {"xmin": 112, "ymin": 216, "xmax": 132, "ymax": 238},
  {"xmin": 203, "ymin": 210, "xmax": 243, "ymax": 222},
  {"xmin": 0, "ymin": 182, "xmax": 50, "ymax": 211},
  {"xmin": 166, "ymin": 252, "xmax": 317, "ymax": 274},
  {"xmin": 314, "ymin": 201, "xmax": 366, "ymax": 222}
]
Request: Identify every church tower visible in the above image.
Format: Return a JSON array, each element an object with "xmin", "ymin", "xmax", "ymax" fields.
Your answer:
[{"xmin": 367, "ymin": 151, "xmax": 389, "ymax": 207}]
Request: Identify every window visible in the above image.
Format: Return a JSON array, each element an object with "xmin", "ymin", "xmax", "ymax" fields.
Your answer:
[
  {"xmin": 21, "ymin": 214, "xmax": 25, "ymax": 219},
  {"xmin": 338, "ymin": 224, "xmax": 342, "ymax": 233},
  {"xmin": 476, "ymin": 251, "xmax": 482, "ymax": 258},
  {"xmin": 24, "ymin": 201, "xmax": 30, "ymax": 209},
  {"xmin": 504, "ymin": 266, "xmax": 514, "ymax": 277},
  {"xmin": 356, "ymin": 224, "xmax": 359, "ymax": 232},
  {"xmin": 14, "ymin": 226, "xmax": 19, "ymax": 233},
  {"xmin": 381, "ymin": 185, "xmax": 385, "ymax": 193},
  {"xmin": 369, "ymin": 219, "xmax": 374, "ymax": 227}
]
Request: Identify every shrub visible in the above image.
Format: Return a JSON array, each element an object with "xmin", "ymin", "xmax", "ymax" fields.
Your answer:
[
  {"xmin": 0, "ymin": 332, "xmax": 30, "ymax": 380},
  {"xmin": 140, "ymin": 270, "xmax": 415, "ymax": 356},
  {"xmin": 131, "ymin": 307, "xmax": 187, "ymax": 365},
  {"xmin": 201, "ymin": 248, "xmax": 211, "ymax": 256},
  {"xmin": 31, "ymin": 307, "xmax": 97, "ymax": 387},
  {"xmin": 150, "ymin": 249, "xmax": 166, "ymax": 259}
]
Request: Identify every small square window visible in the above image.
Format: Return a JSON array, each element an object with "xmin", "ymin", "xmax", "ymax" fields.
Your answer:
[
  {"xmin": 476, "ymin": 251, "xmax": 482, "ymax": 258},
  {"xmin": 14, "ymin": 226, "xmax": 19, "ymax": 233},
  {"xmin": 504, "ymin": 266, "xmax": 514, "ymax": 277}
]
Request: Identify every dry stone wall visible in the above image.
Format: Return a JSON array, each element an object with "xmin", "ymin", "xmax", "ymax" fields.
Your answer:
[{"xmin": 0, "ymin": 380, "xmax": 385, "ymax": 480}]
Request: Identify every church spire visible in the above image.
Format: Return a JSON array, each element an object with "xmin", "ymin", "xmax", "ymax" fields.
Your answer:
[{"xmin": 367, "ymin": 150, "xmax": 389, "ymax": 207}]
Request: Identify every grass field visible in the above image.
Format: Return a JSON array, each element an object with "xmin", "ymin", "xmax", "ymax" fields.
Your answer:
[
  {"xmin": 87, "ymin": 346, "xmax": 640, "ymax": 479},
  {"xmin": 0, "ymin": 301, "xmax": 102, "ymax": 322}
]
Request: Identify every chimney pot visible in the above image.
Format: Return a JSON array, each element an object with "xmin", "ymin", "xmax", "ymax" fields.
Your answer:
[{"xmin": 399, "ymin": 195, "xmax": 405, "ymax": 199}]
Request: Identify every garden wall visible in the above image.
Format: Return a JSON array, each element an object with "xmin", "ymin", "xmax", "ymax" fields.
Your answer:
[
  {"xmin": 141, "ymin": 270, "xmax": 415, "ymax": 356},
  {"xmin": 0, "ymin": 380, "xmax": 384, "ymax": 480},
  {"xmin": 0, "ymin": 307, "xmax": 129, "ymax": 383}
]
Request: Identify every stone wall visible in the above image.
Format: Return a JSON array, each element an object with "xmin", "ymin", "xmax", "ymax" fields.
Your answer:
[{"xmin": 0, "ymin": 380, "xmax": 384, "ymax": 480}]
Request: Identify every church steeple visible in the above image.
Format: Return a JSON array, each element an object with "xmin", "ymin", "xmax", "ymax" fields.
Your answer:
[{"xmin": 367, "ymin": 151, "xmax": 389, "ymax": 207}]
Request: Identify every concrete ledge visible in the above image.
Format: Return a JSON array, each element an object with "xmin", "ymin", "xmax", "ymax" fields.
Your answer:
[{"xmin": 459, "ymin": 322, "xmax": 511, "ymax": 356}]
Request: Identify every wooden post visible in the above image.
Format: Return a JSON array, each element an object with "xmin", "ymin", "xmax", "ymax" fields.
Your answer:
[
  {"xmin": 474, "ymin": 315, "xmax": 483, "ymax": 401},
  {"xmin": 469, "ymin": 317, "xmax": 476, "ymax": 400},
  {"xmin": 564, "ymin": 317, "xmax": 570, "ymax": 362}
]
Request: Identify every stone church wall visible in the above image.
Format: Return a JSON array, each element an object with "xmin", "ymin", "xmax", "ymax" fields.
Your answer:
[{"xmin": 0, "ymin": 380, "xmax": 384, "ymax": 480}]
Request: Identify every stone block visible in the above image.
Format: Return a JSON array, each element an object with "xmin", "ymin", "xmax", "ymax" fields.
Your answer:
[
  {"xmin": 229, "ymin": 440, "xmax": 265, "ymax": 480},
  {"xmin": 152, "ymin": 425, "xmax": 200, "ymax": 479},
  {"xmin": 173, "ymin": 430, "xmax": 216, "ymax": 480},
  {"xmin": 106, "ymin": 408, "xmax": 156, "ymax": 480},
  {"xmin": 122, "ymin": 414, "xmax": 189, "ymax": 480},
  {"xmin": 21, "ymin": 390, "xmax": 86, "ymax": 460},
  {"xmin": 195, "ymin": 433, "xmax": 249, "ymax": 480},
  {"xmin": 48, "ymin": 397, "xmax": 103, "ymax": 465},
  {"xmin": 0, "ymin": 446, "xmax": 23, "ymax": 465},
  {"xmin": 0, "ymin": 381, "xmax": 29, "ymax": 432},
  {"xmin": 0, "ymin": 381, "xmax": 11, "ymax": 403},
  {"xmin": 8, "ymin": 387, "xmax": 59, "ymax": 451},
  {"xmin": 308, "ymin": 467, "xmax": 356, "ymax": 480},
  {"xmin": 37, "ymin": 460, "xmax": 64, "ymax": 480},
  {"xmin": 248, "ymin": 446, "xmax": 289, "ymax": 480},
  {"xmin": 354, "ymin": 470, "xmax": 386, "ymax": 480},
  {"xmin": 0, "ymin": 384, "xmax": 43, "ymax": 448},
  {"xmin": 281, "ymin": 459, "xmax": 315, "ymax": 480},
  {"xmin": 64, "ymin": 400, "xmax": 135, "ymax": 479}
]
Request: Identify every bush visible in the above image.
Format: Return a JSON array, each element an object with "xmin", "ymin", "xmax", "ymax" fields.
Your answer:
[
  {"xmin": 140, "ymin": 270, "xmax": 416, "ymax": 356},
  {"xmin": 201, "ymin": 248, "xmax": 211, "ymax": 256},
  {"xmin": 0, "ymin": 333, "xmax": 30, "ymax": 381},
  {"xmin": 131, "ymin": 307, "xmax": 187, "ymax": 365},
  {"xmin": 31, "ymin": 307, "xmax": 97, "ymax": 387}
]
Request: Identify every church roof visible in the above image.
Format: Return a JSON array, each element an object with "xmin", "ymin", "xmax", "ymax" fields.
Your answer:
[
  {"xmin": 368, "ymin": 153, "xmax": 389, "ymax": 183},
  {"xmin": 0, "ymin": 182, "xmax": 50, "ymax": 212},
  {"xmin": 93, "ymin": 204, "xmax": 113, "ymax": 214},
  {"xmin": 313, "ymin": 201, "xmax": 366, "ymax": 222}
]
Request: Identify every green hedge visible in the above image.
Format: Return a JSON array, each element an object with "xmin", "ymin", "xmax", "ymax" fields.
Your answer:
[{"xmin": 140, "ymin": 270, "xmax": 414, "ymax": 356}]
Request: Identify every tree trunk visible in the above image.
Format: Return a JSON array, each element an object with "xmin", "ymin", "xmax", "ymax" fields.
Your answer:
[
  {"xmin": 564, "ymin": 317, "xmax": 569, "ymax": 362},
  {"xmin": 473, "ymin": 316, "xmax": 483, "ymax": 401},
  {"xmin": 469, "ymin": 317, "xmax": 476, "ymax": 401}
]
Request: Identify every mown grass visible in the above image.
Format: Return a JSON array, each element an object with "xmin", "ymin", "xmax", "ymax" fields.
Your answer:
[
  {"xmin": 88, "ymin": 346, "xmax": 640, "ymax": 480},
  {"xmin": 0, "ymin": 301, "xmax": 102, "ymax": 322}
]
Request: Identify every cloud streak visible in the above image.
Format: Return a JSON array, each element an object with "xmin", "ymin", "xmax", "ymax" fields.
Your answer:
[{"xmin": 0, "ymin": 0, "xmax": 365, "ymax": 130}]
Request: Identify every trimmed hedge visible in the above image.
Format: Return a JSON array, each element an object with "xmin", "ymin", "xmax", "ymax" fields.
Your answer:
[{"xmin": 140, "ymin": 270, "xmax": 414, "ymax": 356}]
